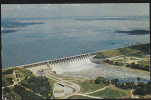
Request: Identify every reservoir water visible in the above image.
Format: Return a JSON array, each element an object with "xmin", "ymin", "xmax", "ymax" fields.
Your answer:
[{"xmin": 2, "ymin": 16, "xmax": 150, "ymax": 69}]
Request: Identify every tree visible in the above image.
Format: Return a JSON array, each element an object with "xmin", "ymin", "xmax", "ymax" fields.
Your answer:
[
  {"xmin": 133, "ymin": 87, "xmax": 146, "ymax": 96},
  {"xmin": 119, "ymin": 83, "xmax": 125, "ymax": 89},
  {"xmin": 126, "ymin": 64, "xmax": 131, "ymax": 67},
  {"xmin": 144, "ymin": 65, "xmax": 149, "ymax": 71},
  {"xmin": 126, "ymin": 82, "xmax": 131, "ymax": 88},
  {"xmin": 115, "ymin": 62, "xmax": 119, "ymax": 65},
  {"xmin": 110, "ymin": 61, "xmax": 114, "ymax": 65},
  {"xmin": 131, "ymin": 62, "xmax": 136, "ymax": 68},
  {"xmin": 2, "ymin": 80, "xmax": 6, "ymax": 87},
  {"xmin": 114, "ymin": 78, "xmax": 119, "ymax": 85},
  {"xmin": 137, "ymin": 77, "xmax": 141, "ymax": 83},
  {"xmin": 95, "ymin": 76, "xmax": 107, "ymax": 84},
  {"xmin": 130, "ymin": 81, "xmax": 135, "ymax": 89},
  {"xmin": 4, "ymin": 87, "xmax": 10, "ymax": 94},
  {"xmin": 111, "ymin": 78, "xmax": 118, "ymax": 85},
  {"xmin": 137, "ymin": 82, "xmax": 145, "ymax": 88},
  {"xmin": 105, "ymin": 59, "xmax": 110, "ymax": 63},
  {"xmin": 107, "ymin": 80, "xmax": 110, "ymax": 85}
]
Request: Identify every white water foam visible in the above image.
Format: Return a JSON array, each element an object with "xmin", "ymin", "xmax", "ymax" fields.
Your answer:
[{"xmin": 50, "ymin": 56, "xmax": 97, "ymax": 74}]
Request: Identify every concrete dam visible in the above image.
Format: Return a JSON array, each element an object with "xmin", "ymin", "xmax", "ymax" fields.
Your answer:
[
  {"xmin": 49, "ymin": 54, "xmax": 97, "ymax": 74},
  {"xmin": 13, "ymin": 52, "xmax": 99, "ymax": 74}
]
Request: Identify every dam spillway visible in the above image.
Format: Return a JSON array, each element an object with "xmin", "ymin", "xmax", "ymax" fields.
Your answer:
[
  {"xmin": 48, "ymin": 54, "xmax": 97, "ymax": 74},
  {"xmin": 17, "ymin": 53, "xmax": 98, "ymax": 74}
]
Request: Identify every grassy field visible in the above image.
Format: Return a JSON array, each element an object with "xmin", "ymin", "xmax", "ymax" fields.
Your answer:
[
  {"xmin": 67, "ymin": 84, "xmax": 131, "ymax": 99},
  {"xmin": 94, "ymin": 43, "xmax": 150, "ymax": 58},
  {"xmin": 89, "ymin": 88, "xmax": 126, "ymax": 99},
  {"xmin": 126, "ymin": 52, "xmax": 145, "ymax": 57},
  {"xmin": 89, "ymin": 85, "xmax": 131, "ymax": 99},
  {"xmin": 67, "ymin": 95, "xmax": 96, "ymax": 99},
  {"xmin": 75, "ymin": 80, "xmax": 106, "ymax": 93}
]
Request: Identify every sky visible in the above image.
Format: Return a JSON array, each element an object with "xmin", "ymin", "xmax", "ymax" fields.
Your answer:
[{"xmin": 1, "ymin": 3, "xmax": 149, "ymax": 18}]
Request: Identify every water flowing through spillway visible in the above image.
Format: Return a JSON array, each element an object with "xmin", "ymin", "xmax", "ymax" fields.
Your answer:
[{"xmin": 49, "ymin": 55, "xmax": 97, "ymax": 74}]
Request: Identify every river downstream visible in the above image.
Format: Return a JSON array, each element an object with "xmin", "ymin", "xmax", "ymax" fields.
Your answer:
[{"xmin": 61, "ymin": 63, "xmax": 150, "ymax": 83}]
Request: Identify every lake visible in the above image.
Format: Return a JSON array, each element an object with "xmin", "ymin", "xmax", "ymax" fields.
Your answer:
[{"xmin": 2, "ymin": 16, "xmax": 150, "ymax": 69}]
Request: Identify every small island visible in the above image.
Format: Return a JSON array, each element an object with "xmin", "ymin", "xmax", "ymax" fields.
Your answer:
[
  {"xmin": 2, "ymin": 29, "xmax": 20, "ymax": 33},
  {"xmin": 115, "ymin": 30, "xmax": 150, "ymax": 35}
]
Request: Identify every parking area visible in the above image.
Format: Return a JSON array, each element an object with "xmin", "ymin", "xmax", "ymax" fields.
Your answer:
[{"xmin": 53, "ymin": 83, "xmax": 73, "ymax": 98}]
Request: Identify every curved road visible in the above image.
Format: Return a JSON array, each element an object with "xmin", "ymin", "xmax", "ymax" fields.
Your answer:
[{"xmin": 42, "ymin": 72, "xmax": 81, "ymax": 99}]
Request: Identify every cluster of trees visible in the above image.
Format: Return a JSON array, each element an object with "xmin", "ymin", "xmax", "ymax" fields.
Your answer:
[
  {"xmin": 105, "ymin": 59, "xmax": 149, "ymax": 71},
  {"xmin": 2, "ymin": 68, "xmax": 53, "ymax": 99},
  {"xmin": 105, "ymin": 59, "xmax": 122, "ymax": 66},
  {"xmin": 2, "ymin": 76, "xmax": 14, "ymax": 87},
  {"xmin": 13, "ymin": 84, "xmax": 43, "ymax": 99},
  {"xmin": 133, "ymin": 81, "xmax": 150, "ymax": 96},
  {"xmin": 95, "ymin": 76, "xmax": 110, "ymax": 85},
  {"xmin": 111, "ymin": 77, "xmax": 151, "ymax": 96},
  {"xmin": 2, "ymin": 68, "xmax": 30, "ymax": 87},
  {"xmin": 2, "ymin": 69, "xmax": 13, "ymax": 75},
  {"xmin": 21, "ymin": 75, "xmax": 52, "ymax": 99},
  {"xmin": 95, "ymin": 76, "xmax": 150, "ymax": 96},
  {"xmin": 3, "ymin": 88, "xmax": 16, "ymax": 99},
  {"xmin": 126, "ymin": 62, "xmax": 149, "ymax": 71},
  {"xmin": 3, "ymin": 86, "xmax": 22, "ymax": 99},
  {"xmin": 111, "ymin": 78, "xmax": 135, "ymax": 90}
]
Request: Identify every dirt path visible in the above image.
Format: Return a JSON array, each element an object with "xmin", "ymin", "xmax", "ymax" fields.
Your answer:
[
  {"xmin": 83, "ymin": 85, "xmax": 113, "ymax": 95},
  {"xmin": 2, "ymin": 78, "xmax": 22, "ymax": 89},
  {"xmin": 75, "ymin": 94, "xmax": 103, "ymax": 99},
  {"xmin": 18, "ymin": 84, "xmax": 43, "ymax": 97},
  {"xmin": 74, "ymin": 85, "xmax": 113, "ymax": 99}
]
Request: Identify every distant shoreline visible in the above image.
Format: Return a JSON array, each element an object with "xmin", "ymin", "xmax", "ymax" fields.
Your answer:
[{"xmin": 1, "ymin": 20, "xmax": 44, "ymax": 33}]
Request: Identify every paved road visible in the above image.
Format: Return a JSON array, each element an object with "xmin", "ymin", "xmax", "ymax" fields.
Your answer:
[{"xmin": 41, "ymin": 72, "xmax": 81, "ymax": 99}]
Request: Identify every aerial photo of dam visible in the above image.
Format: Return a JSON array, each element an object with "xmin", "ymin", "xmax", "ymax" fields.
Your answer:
[{"xmin": 2, "ymin": 3, "xmax": 150, "ymax": 99}]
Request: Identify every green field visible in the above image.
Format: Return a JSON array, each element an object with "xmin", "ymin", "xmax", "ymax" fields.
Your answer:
[
  {"xmin": 94, "ymin": 43, "xmax": 150, "ymax": 58},
  {"xmin": 126, "ymin": 52, "xmax": 144, "ymax": 57},
  {"xmin": 89, "ymin": 87, "xmax": 127, "ymax": 99},
  {"xmin": 75, "ymin": 80, "xmax": 106, "ymax": 93},
  {"xmin": 67, "ymin": 95, "xmax": 96, "ymax": 99}
]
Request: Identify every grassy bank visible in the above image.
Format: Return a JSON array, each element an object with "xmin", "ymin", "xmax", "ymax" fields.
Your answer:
[{"xmin": 94, "ymin": 43, "xmax": 150, "ymax": 59}]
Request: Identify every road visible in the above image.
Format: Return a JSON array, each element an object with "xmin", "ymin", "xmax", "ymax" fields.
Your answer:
[{"xmin": 41, "ymin": 71, "xmax": 81, "ymax": 99}]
